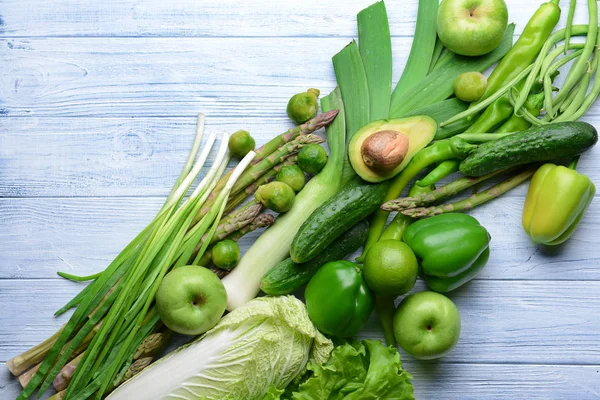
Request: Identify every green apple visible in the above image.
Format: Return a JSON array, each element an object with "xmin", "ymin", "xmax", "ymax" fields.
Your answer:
[
  {"xmin": 156, "ymin": 265, "xmax": 227, "ymax": 335},
  {"xmin": 437, "ymin": 0, "xmax": 508, "ymax": 56},
  {"xmin": 393, "ymin": 291, "xmax": 461, "ymax": 360}
]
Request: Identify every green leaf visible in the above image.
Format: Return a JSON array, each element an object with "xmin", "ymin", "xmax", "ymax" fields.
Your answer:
[
  {"xmin": 389, "ymin": 24, "xmax": 515, "ymax": 117},
  {"xmin": 358, "ymin": 1, "xmax": 392, "ymax": 121}
]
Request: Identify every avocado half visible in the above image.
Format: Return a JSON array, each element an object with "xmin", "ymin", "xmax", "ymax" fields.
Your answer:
[{"xmin": 348, "ymin": 115, "xmax": 437, "ymax": 182}]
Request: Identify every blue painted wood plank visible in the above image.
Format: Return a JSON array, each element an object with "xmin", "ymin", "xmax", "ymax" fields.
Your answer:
[
  {"xmin": 0, "ymin": 0, "xmax": 590, "ymax": 38},
  {"xmin": 0, "ymin": 196, "xmax": 599, "ymax": 280},
  {"xmin": 1, "ymin": 279, "xmax": 599, "ymax": 364}
]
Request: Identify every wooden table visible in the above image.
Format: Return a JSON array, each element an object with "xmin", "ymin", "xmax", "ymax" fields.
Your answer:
[{"xmin": 1, "ymin": 0, "xmax": 599, "ymax": 398}]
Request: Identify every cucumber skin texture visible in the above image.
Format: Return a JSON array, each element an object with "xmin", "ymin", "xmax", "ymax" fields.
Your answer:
[
  {"xmin": 260, "ymin": 221, "xmax": 369, "ymax": 296},
  {"xmin": 460, "ymin": 122, "xmax": 598, "ymax": 177},
  {"xmin": 290, "ymin": 179, "xmax": 389, "ymax": 263}
]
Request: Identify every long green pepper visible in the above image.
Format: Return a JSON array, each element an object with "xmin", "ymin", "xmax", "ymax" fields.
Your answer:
[{"xmin": 471, "ymin": 0, "xmax": 561, "ymax": 108}]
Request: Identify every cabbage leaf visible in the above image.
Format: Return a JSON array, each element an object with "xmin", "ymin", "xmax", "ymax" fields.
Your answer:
[{"xmin": 108, "ymin": 296, "xmax": 332, "ymax": 400}]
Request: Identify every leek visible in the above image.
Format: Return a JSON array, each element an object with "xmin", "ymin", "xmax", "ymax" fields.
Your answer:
[
  {"xmin": 222, "ymin": 89, "xmax": 345, "ymax": 310},
  {"xmin": 392, "ymin": 0, "xmax": 439, "ymax": 98},
  {"xmin": 358, "ymin": 1, "xmax": 392, "ymax": 120},
  {"xmin": 389, "ymin": 24, "xmax": 515, "ymax": 117}
]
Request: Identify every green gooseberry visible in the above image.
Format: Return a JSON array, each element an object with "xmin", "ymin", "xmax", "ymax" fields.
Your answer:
[
  {"xmin": 286, "ymin": 88, "xmax": 320, "ymax": 124},
  {"xmin": 228, "ymin": 130, "xmax": 256, "ymax": 159},
  {"xmin": 211, "ymin": 240, "xmax": 240, "ymax": 270},
  {"xmin": 298, "ymin": 144, "xmax": 328, "ymax": 175},
  {"xmin": 276, "ymin": 165, "xmax": 306, "ymax": 192},
  {"xmin": 254, "ymin": 181, "xmax": 296, "ymax": 213},
  {"xmin": 453, "ymin": 72, "xmax": 487, "ymax": 102}
]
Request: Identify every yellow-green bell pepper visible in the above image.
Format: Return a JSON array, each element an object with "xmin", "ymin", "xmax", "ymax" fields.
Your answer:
[{"xmin": 523, "ymin": 163, "xmax": 595, "ymax": 245}]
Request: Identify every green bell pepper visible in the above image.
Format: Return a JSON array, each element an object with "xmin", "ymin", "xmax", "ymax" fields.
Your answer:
[
  {"xmin": 305, "ymin": 260, "xmax": 374, "ymax": 337},
  {"xmin": 522, "ymin": 162, "xmax": 595, "ymax": 245},
  {"xmin": 404, "ymin": 213, "xmax": 491, "ymax": 293}
]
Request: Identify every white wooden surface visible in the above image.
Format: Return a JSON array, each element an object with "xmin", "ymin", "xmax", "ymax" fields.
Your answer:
[{"xmin": 1, "ymin": 1, "xmax": 599, "ymax": 399}]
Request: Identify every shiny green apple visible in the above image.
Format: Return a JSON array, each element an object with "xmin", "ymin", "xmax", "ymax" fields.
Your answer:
[
  {"xmin": 156, "ymin": 265, "xmax": 227, "ymax": 336},
  {"xmin": 437, "ymin": 0, "xmax": 508, "ymax": 56},
  {"xmin": 393, "ymin": 291, "xmax": 461, "ymax": 360}
]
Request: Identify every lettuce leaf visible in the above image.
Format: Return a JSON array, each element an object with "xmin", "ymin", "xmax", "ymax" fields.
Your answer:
[{"xmin": 269, "ymin": 339, "xmax": 414, "ymax": 400}]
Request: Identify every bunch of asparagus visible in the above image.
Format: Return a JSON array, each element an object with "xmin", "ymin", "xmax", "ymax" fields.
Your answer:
[
  {"xmin": 381, "ymin": 166, "xmax": 537, "ymax": 217},
  {"xmin": 9, "ymin": 110, "xmax": 338, "ymax": 399}
]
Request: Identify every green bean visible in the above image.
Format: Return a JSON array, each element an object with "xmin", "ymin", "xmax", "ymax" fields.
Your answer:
[
  {"xmin": 564, "ymin": 0, "xmax": 577, "ymax": 54},
  {"xmin": 542, "ymin": 48, "xmax": 585, "ymax": 120},
  {"xmin": 549, "ymin": 0, "xmax": 598, "ymax": 116},
  {"xmin": 513, "ymin": 25, "xmax": 590, "ymax": 116},
  {"xmin": 540, "ymin": 43, "xmax": 585, "ymax": 78},
  {"xmin": 558, "ymin": 69, "xmax": 591, "ymax": 117}
]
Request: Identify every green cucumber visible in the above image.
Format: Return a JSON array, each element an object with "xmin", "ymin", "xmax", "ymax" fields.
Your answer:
[
  {"xmin": 460, "ymin": 122, "xmax": 598, "ymax": 177},
  {"xmin": 260, "ymin": 220, "xmax": 369, "ymax": 296},
  {"xmin": 290, "ymin": 178, "xmax": 389, "ymax": 263}
]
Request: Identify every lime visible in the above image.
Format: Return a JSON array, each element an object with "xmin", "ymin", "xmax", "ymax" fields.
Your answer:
[{"xmin": 363, "ymin": 239, "xmax": 418, "ymax": 296}]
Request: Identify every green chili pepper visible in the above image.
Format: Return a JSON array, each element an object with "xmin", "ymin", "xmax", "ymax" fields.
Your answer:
[
  {"xmin": 404, "ymin": 213, "xmax": 491, "ymax": 293},
  {"xmin": 379, "ymin": 214, "xmax": 413, "ymax": 242},
  {"xmin": 361, "ymin": 137, "xmax": 477, "ymax": 260},
  {"xmin": 497, "ymin": 91, "xmax": 545, "ymax": 133},
  {"xmin": 416, "ymin": 159, "xmax": 460, "ymax": 187},
  {"xmin": 472, "ymin": 0, "xmax": 561, "ymax": 107},
  {"xmin": 522, "ymin": 160, "xmax": 595, "ymax": 245},
  {"xmin": 305, "ymin": 260, "xmax": 374, "ymax": 337}
]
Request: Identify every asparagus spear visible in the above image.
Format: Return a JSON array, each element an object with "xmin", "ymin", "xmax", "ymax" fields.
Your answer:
[
  {"xmin": 53, "ymin": 353, "xmax": 84, "ymax": 391},
  {"xmin": 197, "ymin": 134, "xmax": 324, "ymax": 219},
  {"xmin": 381, "ymin": 168, "xmax": 510, "ymax": 211},
  {"xmin": 200, "ymin": 110, "xmax": 338, "ymax": 212},
  {"xmin": 8, "ymin": 326, "xmax": 66, "ymax": 376},
  {"xmin": 401, "ymin": 167, "xmax": 536, "ymax": 218}
]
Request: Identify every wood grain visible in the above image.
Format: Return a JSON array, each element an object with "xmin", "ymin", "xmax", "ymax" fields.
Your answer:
[
  {"xmin": 0, "ymin": 196, "xmax": 598, "ymax": 280},
  {"xmin": 1, "ymin": 279, "xmax": 599, "ymax": 364},
  {"xmin": 2, "ymin": 0, "xmax": 600, "ymax": 398},
  {"xmin": 1, "ymin": 362, "xmax": 598, "ymax": 400},
  {"xmin": 2, "ymin": 0, "xmax": 588, "ymax": 38}
]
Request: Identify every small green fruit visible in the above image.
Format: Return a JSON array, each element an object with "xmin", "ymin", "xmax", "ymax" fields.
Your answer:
[
  {"xmin": 228, "ymin": 130, "xmax": 256, "ymax": 158},
  {"xmin": 393, "ymin": 291, "xmax": 461, "ymax": 360},
  {"xmin": 298, "ymin": 144, "xmax": 328, "ymax": 175},
  {"xmin": 276, "ymin": 164, "xmax": 306, "ymax": 192},
  {"xmin": 363, "ymin": 240, "xmax": 418, "ymax": 296},
  {"xmin": 255, "ymin": 181, "xmax": 296, "ymax": 213},
  {"xmin": 287, "ymin": 88, "xmax": 320, "ymax": 124},
  {"xmin": 453, "ymin": 72, "xmax": 488, "ymax": 102},
  {"xmin": 211, "ymin": 239, "xmax": 241, "ymax": 270}
]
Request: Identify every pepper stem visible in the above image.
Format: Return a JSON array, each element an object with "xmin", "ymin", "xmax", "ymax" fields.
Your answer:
[
  {"xmin": 374, "ymin": 295, "xmax": 397, "ymax": 347},
  {"xmin": 568, "ymin": 155, "xmax": 580, "ymax": 170}
]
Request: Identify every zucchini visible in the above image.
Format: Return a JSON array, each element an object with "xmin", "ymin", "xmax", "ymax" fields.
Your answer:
[
  {"xmin": 290, "ymin": 178, "xmax": 389, "ymax": 263},
  {"xmin": 460, "ymin": 122, "xmax": 598, "ymax": 177},
  {"xmin": 260, "ymin": 221, "xmax": 369, "ymax": 296}
]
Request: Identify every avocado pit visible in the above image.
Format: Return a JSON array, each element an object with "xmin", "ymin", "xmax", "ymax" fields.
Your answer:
[{"xmin": 361, "ymin": 130, "xmax": 410, "ymax": 174}]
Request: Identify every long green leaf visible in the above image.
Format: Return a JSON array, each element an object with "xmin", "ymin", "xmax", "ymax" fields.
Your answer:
[
  {"xmin": 400, "ymin": 98, "xmax": 471, "ymax": 140},
  {"xmin": 392, "ymin": 0, "xmax": 439, "ymax": 98},
  {"xmin": 358, "ymin": 1, "xmax": 392, "ymax": 120},
  {"xmin": 389, "ymin": 24, "xmax": 515, "ymax": 117},
  {"xmin": 332, "ymin": 40, "xmax": 370, "ymax": 185}
]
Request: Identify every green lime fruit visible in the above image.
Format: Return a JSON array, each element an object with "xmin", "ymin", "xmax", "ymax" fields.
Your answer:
[
  {"xmin": 393, "ymin": 291, "xmax": 461, "ymax": 360},
  {"xmin": 276, "ymin": 164, "xmax": 306, "ymax": 192},
  {"xmin": 287, "ymin": 88, "xmax": 320, "ymax": 124},
  {"xmin": 298, "ymin": 144, "xmax": 328, "ymax": 175},
  {"xmin": 363, "ymin": 240, "xmax": 418, "ymax": 297},
  {"xmin": 228, "ymin": 130, "xmax": 256, "ymax": 159},
  {"xmin": 453, "ymin": 72, "xmax": 488, "ymax": 102},
  {"xmin": 211, "ymin": 239, "xmax": 241, "ymax": 270}
]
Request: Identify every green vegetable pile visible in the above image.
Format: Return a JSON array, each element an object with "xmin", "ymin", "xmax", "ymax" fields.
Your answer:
[{"xmin": 8, "ymin": 0, "xmax": 600, "ymax": 399}]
